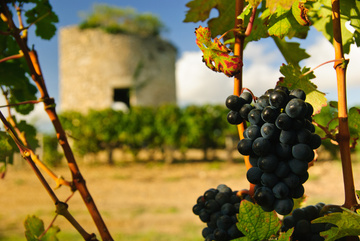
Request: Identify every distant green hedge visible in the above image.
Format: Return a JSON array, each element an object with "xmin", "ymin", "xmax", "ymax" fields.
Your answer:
[
  {"xmin": 59, "ymin": 105, "xmax": 237, "ymax": 163},
  {"xmin": 79, "ymin": 4, "xmax": 165, "ymax": 36}
]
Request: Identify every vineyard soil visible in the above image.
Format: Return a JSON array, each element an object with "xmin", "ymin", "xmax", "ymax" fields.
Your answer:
[{"xmin": 0, "ymin": 157, "xmax": 359, "ymax": 240}]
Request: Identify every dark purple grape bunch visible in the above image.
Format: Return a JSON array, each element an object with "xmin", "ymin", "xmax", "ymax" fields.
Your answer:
[
  {"xmin": 282, "ymin": 203, "xmax": 359, "ymax": 241},
  {"xmin": 233, "ymin": 86, "xmax": 322, "ymax": 215},
  {"xmin": 192, "ymin": 184, "xmax": 248, "ymax": 241},
  {"xmin": 225, "ymin": 92, "xmax": 254, "ymax": 125}
]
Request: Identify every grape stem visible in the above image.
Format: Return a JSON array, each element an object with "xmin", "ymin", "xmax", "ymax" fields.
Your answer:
[
  {"xmin": 331, "ymin": 0, "xmax": 358, "ymax": 211},
  {"xmin": 301, "ymin": 58, "xmax": 347, "ymax": 77},
  {"xmin": 233, "ymin": 0, "xmax": 255, "ymax": 195}
]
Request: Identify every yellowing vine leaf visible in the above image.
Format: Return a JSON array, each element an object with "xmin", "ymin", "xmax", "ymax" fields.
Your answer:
[
  {"xmin": 266, "ymin": 0, "xmax": 297, "ymax": 13},
  {"xmin": 235, "ymin": 200, "xmax": 281, "ymax": 241},
  {"xmin": 195, "ymin": 26, "xmax": 242, "ymax": 77},
  {"xmin": 312, "ymin": 208, "xmax": 360, "ymax": 241}
]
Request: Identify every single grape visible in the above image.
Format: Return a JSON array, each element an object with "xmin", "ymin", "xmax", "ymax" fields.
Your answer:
[
  {"xmin": 217, "ymin": 184, "xmax": 233, "ymax": 194},
  {"xmin": 252, "ymin": 137, "xmax": 271, "ymax": 156},
  {"xmin": 275, "ymin": 86, "xmax": 290, "ymax": 95},
  {"xmin": 275, "ymin": 113, "xmax": 293, "ymax": 130},
  {"xmin": 261, "ymin": 106, "xmax": 280, "ymax": 123},
  {"xmin": 305, "ymin": 102, "xmax": 314, "ymax": 118},
  {"xmin": 261, "ymin": 122, "xmax": 279, "ymax": 140},
  {"xmin": 285, "ymin": 98, "xmax": 307, "ymax": 119},
  {"xmin": 290, "ymin": 184, "xmax": 305, "ymax": 198},
  {"xmin": 288, "ymin": 158, "xmax": 308, "ymax": 175},
  {"xmin": 237, "ymin": 139, "xmax": 253, "ymax": 156},
  {"xmin": 308, "ymin": 133, "xmax": 322, "ymax": 149},
  {"xmin": 279, "ymin": 130, "xmax": 297, "ymax": 145},
  {"xmin": 199, "ymin": 209, "xmax": 211, "ymax": 222},
  {"xmin": 244, "ymin": 125, "xmax": 261, "ymax": 140},
  {"xmin": 248, "ymin": 109, "xmax": 263, "ymax": 125},
  {"xmin": 283, "ymin": 172, "xmax": 300, "ymax": 189},
  {"xmin": 272, "ymin": 182, "xmax": 290, "ymax": 199},
  {"xmin": 274, "ymin": 198, "xmax": 294, "ymax": 215},
  {"xmin": 292, "ymin": 208, "xmax": 306, "ymax": 222},
  {"xmin": 216, "ymin": 215, "xmax": 233, "ymax": 230},
  {"xmin": 239, "ymin": 104, "xmax": 254, "ymax": 120},
  {"xmin": 204, "ymin": 188, "xmax": 218, "ymax": 201},
  {"xmin": 246, "ymin": 167, "xmax": 263, "ymax": 185},
  {"xmin": 215, "ymin": 192, "xmax": 231, "ymax": 206},
  {"xmin": 255, "ymin": 95, "xmax": 270, "ymax": 110},
  {"xmin": 225, "ymin": 95, "xmax": 244, "ymax": 111},
  {"xmin": 269, "ymin": 89, "xmax": 288, "ymax": 108},
  {"xmin": 227, "ymin": 224, "xmax": 244, "ymax": 239},
  {"xmin": 213, "ymin": 228, "xmax": 229, "ymax": 241},
  {"xmin": 193, "ymin": 203, "xmax": 204, "ymax": 215},
  {"xmin": 292, "ymin": 143, "xmax": 313, "ymax": 162},
  {"xmin": 283, "ymin": 215, "xmax": 296, "ymax": 230},
  {"xmin": 227, "ymin": 110, "xmax": 243, "ymax": 125},
  {"xmin": 295, "ymin": 219, "xmax": 312, "ymax": 238},
  {"xmin": 289, "ymin": 88, "xmax": 306, "ymax": 100},
  {"xmin": 261, "ymin": 172, "xmax": 279, "ymax": 188},
  {"xmin": 296, "ymin": 128, "xmax": 312, "ymax": 144},
  {"xmin": 221, "ymin": 203, "xmax": 237, "ymax": 216},
  {"xmin": 254, "ymin": 186, "xmax": 275, "ymax": 208},
  {"xmin": 202, "ymin": 227, "xmax": 214, "ymax": 238},
  {"xmin": 249, "ymin": 155, "xmax": 259, "ymax": 167},
  {"xmin": 257, "ymin": 154, "xmax": 278, "ymax": 173},
  {"xmin": 240, "ymin": 91, "xmax": 253, "ymax": 104},
  {"xmin": 205, "ymin": 199, "xmax": 221, "ymax": 213}
]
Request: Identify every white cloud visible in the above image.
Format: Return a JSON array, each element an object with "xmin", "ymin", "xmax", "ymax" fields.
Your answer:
[{"xmin": 176, "ymin": 38, "xmax": 360, "ymax": 107}]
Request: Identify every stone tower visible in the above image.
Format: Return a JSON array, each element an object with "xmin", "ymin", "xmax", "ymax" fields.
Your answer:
[{"xmin": 59, "ymin": 26, "xmax": 177, "ymax": 112}]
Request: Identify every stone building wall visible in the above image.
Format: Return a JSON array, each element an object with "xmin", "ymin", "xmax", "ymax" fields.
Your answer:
[{"xmin": 59, "ymin": 26, "xmax": 177, "ymax": 112}]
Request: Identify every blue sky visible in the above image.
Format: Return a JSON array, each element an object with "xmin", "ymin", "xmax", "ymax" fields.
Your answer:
[
  {"xmin": 14, "ymin": 1, "xmax": 360, "ymax": 130},
  {"xmin": 30, "ymin": 0, "xmax": 201, "ymax": 101}
]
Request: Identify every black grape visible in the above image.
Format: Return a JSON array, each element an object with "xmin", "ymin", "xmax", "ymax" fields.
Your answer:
[
  {"xmin": 254, "ymin": 186, "xmax": 275, "ymax": 208},
  {"xmin": 227, "ymin": 111, "xmax": 243, "ymax": 125},
  {"xmin": 240, "ymin": 91, "xmax": 253, "ymax": 104},
  {"xmin": 261, "ymin": 106, "xmax": 280, "ymax": 123},
  {"xmin": 248, "ymin": 109, "xmax": 263, "ymax": 125},
  {"xmin": 285, "ymin": 98, "xmax": 307, "ymax": 118},
  {"xmin": 288, "ymin": 158, "xmax": 308, "ymax": 175},
  {"xmin": 274, "ymin": 198, "xmax": 293, "ymax": 215},
  {"xmin": 292, "ymin": 143, "xmax": 313, "ymax": 162},
  {"xmin": 239, "ymin": 104, "xmax": 254, "ymax": 120},
  {"xmin": 237, "ymin": 139, "xmax": 253, "ymax": 156},
  {"xmin": 261, "ymin": 123, "xmax": 279, "ymax": 140},
  {"xmin": 289, "ymin": 88, "xmax": 306, "ymax": 100},
  {"xmin": 275, "ymin": 113, "xmax": 293, "ymax": 130},
  {"xmin": 225, "ymin": 95, "xmax": 244, "ymax": 111},
  {"xmin": 252, "ymin": 137, "xmax": 271, "ymax": 156},
  {"xmin": 257, "ymin": 154, "xmax": 278, "ymax": 173},
  {"xmin": 272, "ymin": 182, "xmax": 290, "ymax": 199},
  {"xmin": 269, "ymin": 89, "xmax": 288, "ymax": 108},
  {"xmin": 244, "ymin": 125, "xmax": 261, "ymax": 140},
  {"xmin": 246, "ymin": 167, "xmax": 263, "ymax": 185}
]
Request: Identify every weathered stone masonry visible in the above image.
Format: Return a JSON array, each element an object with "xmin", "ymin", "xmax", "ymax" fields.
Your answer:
[{"xmin": 59, "ymin": 26, "xmax": 177, "ymax": 112}]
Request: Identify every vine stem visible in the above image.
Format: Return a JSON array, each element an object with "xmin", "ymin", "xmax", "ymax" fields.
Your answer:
[
  {"xmin": 233, "ymin": 0, "xmax": 255, "ymax": 195},
  {"xmin": 331, "ymin": 0, "xmax": 358, "ymax": 210},
  {"xmin": 0, "ymin": 2, "xmax": 113, "ymax": 240}
]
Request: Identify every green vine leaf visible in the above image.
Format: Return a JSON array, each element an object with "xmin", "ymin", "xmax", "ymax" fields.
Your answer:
[
  {"xmin": 308, "ymin": 0, "xmax": 360, "ymax": 54},
  {"xmin": 235, "ymin": 200, "xmax": 281, "ymax": 241},
  {"xmin": 272, "ymin": 36, "xmax": 310, "ymax": 67},
  {"xmin": 348, "ymin": 107, "xmax": 360, "ymax": 144},
  {"xmin": 25, "ymin": 0, "xmax": 59, "ymax": 40},
  {"xmin": 195, "ymin": 26, "xmax": 242, "ymax": 77},
  {"xmin": 184, "ymin": 0, "xmax": 236, "ymax": 40},
  {"xmin": 277, "ymin": 64, "xmax": 327, "ymax": 114},
  {"xmin": 24, "ymin": 215, "xmax": 60, "ymax": 241},
  {"xmin": 312, "ymin": 208, "xmax": 360, "ymax": 241}
]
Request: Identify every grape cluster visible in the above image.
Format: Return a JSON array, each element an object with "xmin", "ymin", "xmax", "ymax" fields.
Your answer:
[
  {"xmin": 282, "ymin": 203, "xmax": 360, "ymax": 241},
  {"xmin": 192, "ymin": 184, "xmax": 246, "ymax": 241},
  {"xmin": 225, "ymin": 86, "xmax": 322, "ymax": 215}
]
